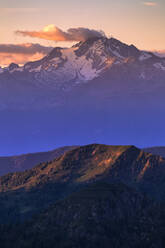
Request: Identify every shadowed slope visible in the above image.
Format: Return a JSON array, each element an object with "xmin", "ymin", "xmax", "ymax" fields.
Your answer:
[{"xmin": 0, "ymin": 182, "xmax": 162, "ymax": 248}]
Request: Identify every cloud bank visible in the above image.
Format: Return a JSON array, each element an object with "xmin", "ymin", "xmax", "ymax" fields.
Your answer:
[
  {"xmin": 0, "ymin": 43, "xmax": 52, "ymax": 54},
  {"xmin": 0, "ymin": 43, "xmax": 53, "ymax": 66},
  {"xmin": 15, "ymin": 25, "xmax": 105, "ymax": 42}
]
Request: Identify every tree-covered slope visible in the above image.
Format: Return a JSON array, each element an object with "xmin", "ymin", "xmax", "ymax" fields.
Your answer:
[
  {"xmin": 0, "ymin": 144, "xmax": 165, "ymax": 224},
  {"xmin": 0, "ymin": 182, "xmax": 163, "ymax": 248}
]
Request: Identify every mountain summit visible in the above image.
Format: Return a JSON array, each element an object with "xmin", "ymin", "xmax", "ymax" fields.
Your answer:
[
  {"xmin": 2, "ymin": 37, "xmax": 165, "ymax": 86},
  {"xmin": 0, "ymin": 36, "xmax": 165, "ymax": 110}
]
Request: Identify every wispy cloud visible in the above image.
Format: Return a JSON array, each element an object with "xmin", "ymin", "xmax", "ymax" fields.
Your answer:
[
  {"xmin": 0, "ymin": 43, "xmax": 53, "ymax": 66},
  {"xmin": 15, "ymin": 25, "xmax": 105, "ymax": 42},
  {"xmin": 142, "ymin": 1, "xmax": 158, "ymax": 7}
]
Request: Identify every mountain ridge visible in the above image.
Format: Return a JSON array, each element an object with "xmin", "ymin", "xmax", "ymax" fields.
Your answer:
[
  {"xmin": 143, "ymin": 147, "xmax": 165, "ymax": 158},
  {"xmin": 0, "ymin": 145, "xmax": 77, "ymax": 176},
  {"xmin": 0, "ymin": 144, "xmax": 165, "ymax": 225},
  {"xmin": 0, "ymin": 144, "xmax": 164, "ymax": 193}
]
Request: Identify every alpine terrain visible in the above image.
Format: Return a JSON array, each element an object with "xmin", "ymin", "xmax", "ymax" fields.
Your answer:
[{"xmin": 0, "ymin": 37, "xmax": 165, "ymax": 154}]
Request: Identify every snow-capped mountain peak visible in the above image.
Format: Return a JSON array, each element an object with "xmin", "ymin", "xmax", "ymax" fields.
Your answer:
[{"xmin": 1, "ymin": 37, "xmax": 165, "ymax": 89}]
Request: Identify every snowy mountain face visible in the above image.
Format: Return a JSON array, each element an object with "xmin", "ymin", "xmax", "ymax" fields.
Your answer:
[
  {"xmin": 2, "ymin": 37, "xmax": 165, "ymax": 86},
  {"xmin": 0, "ymin": 37, "xmax": 165, "ymax": 110}
]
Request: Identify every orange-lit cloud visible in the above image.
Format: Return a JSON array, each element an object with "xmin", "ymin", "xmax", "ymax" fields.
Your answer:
[
  {"xmin": 0, "ymin": 53, "xmax": 45, "ymax": 67},
  {"xmin": 143, "ymin": 1, "xmax": 157, "ymax": 6},
  {"xmin": 0, "ymin": 43, "xmax": 53, "ymax": 66},
  {"xmin": 15, "ymin": 25, "xmax": 105, "ymax": 42}
]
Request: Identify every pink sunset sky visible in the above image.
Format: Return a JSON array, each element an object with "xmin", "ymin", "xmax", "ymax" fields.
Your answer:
[{"xmin": 0, "ymin": 0, "xmax": 165, "ymax": 66}]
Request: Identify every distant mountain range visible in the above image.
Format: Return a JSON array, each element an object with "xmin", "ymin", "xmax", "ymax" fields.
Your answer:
[
  {"xmin": 143, "ymin": 147, "xmax": 165, "ymax": 158},
  {"xmin": 0, "ymin": 37, "xmax": 165, "ymax": 154},
  {"xmin": 0, "ymin": 144, "xmax": 165, "ymax": 247},
  {"xmin": 154, "ymin": 50, "xmax": 165, "ymax": 58},
  {"xmin": 0, "ymin": 146, "xmax": 76, "ymax": 176}
]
